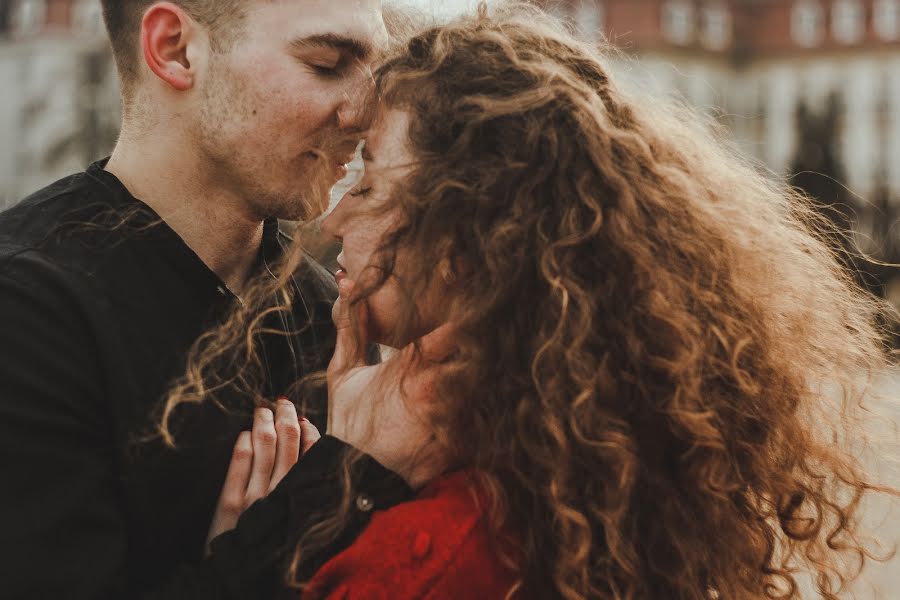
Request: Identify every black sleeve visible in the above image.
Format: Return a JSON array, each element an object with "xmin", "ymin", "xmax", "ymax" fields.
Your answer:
[
  {"xmin": 0, "ymin": 257, "xmax": 128, "ymax": 599},
  {"xmin": 0, "ymin": 255, "xmax": 410, "ymax": 599}
]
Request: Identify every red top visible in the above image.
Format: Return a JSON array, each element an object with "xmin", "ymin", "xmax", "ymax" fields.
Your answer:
[{"xmin": 302, "ymin": 470, "xmax": 523, "ymax": 599}]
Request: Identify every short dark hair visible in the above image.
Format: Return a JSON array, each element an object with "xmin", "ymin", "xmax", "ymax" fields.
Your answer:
[{"xmin": 100, "ymin": 1, "xmax": 247, "ymax": 91}]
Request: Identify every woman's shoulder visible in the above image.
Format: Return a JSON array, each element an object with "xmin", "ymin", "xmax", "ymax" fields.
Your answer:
[{"xmin": 303, "ymin": 470, "xmax": 522, "ymax": 599}]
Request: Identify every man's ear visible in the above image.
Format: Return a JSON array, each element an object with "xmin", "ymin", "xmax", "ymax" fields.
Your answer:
[{"xmin": 140, "ymin": 2, "xmax": 200, "ymax": 91}]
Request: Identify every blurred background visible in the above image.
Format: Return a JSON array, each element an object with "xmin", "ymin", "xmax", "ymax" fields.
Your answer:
[{"xmin": 0, "ymin": 0, "xmax": 897, "ymax": 596}]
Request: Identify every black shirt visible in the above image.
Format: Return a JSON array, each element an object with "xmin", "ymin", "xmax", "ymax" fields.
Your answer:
[{"xmin": 0, "ymin": 161, "xmax": 410, "ymax": 598}]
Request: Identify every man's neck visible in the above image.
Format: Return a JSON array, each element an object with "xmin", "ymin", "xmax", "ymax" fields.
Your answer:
[{"xmin": 105, "ymin": 133, "xmax": 264, "ymax": 294}]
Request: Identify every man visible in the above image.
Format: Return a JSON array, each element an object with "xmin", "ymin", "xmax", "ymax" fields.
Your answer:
[{"xmin": 0, "ymin": 1, "xmax": 396, "ymax": 597}]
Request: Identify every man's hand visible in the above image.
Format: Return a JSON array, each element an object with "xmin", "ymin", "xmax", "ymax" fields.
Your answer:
[{"xmin": 205, "ymin": 399, "xmax": 321, "ymax": 552}]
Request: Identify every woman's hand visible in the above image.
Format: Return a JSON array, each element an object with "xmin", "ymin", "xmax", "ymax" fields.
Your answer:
[
  {"xmin": 205, "ymin": 398, "xmax": 321, "ymax": 553},
  {"xmin": 327, "ymin": 279, "xmax": 452, "ymax": 489}
]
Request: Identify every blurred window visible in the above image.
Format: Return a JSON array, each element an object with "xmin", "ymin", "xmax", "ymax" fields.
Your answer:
[
  {"xmin": 792, "ymin": 0, "xmax": 825, "ymax": 47},
  {"xmin": 12, "ymin": 0, "xmax": 45, "ymax": 35},
  {"xmin": 575, "ymin": 0, "xmax": 604, "ymax": 43},
  {"xmin": 832, "ymin": 0, "xmax": 864, "ymax": 43},
  {"xmin": 700, "ymin": 3, "xmax": 732, "ymax": 50},
  {"xmin": 1, "ymin": 1, "xmax": 11, "ymax": 35},
  {"xmin": 874, "ymin": 0, "xmax": 900, "ymax": 40},
  {"xmin": 73, "ymin": 0, "xmax": 104, "ymax": 36},
  {"xmin": 662, "ymin": 0, "xmax": 695, "ymax": 45}
]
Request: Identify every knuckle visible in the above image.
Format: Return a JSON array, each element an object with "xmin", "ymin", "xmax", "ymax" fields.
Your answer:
[
  {"xmin": 232, "ymin": 444, "xmax": 253, "ymax": 462},
  {"xmin": 255, "ymin": 428, "xmax": 277, "ymax": 446},
  {"xmin": 221, "ymin": 496, "xmax": 244, "ymax": 515},
  {"xmin": 276, "ymin": 420, "xmax": 302, "ymax": 440},
  {"xmin": 300, "ymin": 420, "xmax": 321, "ymax": 436}
]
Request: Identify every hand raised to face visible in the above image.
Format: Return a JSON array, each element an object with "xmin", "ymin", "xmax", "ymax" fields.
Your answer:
[{"xmin": 327, "ymin": 279, "xmax": 454, "ymax": 489}]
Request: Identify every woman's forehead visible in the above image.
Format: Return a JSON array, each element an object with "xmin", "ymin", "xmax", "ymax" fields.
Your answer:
[{"xmin": 364, "ymin": 109, "xmax": 413, "ymax": 170}]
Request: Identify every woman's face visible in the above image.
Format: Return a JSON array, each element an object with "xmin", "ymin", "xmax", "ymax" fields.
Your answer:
[{"xmin": 321, "ymin": 109, "xmax": 447, "ymax": 347}]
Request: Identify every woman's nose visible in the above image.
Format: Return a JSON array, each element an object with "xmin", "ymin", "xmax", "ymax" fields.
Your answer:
[
  {"xmin": 320, "ymin": 212, "xmax": 339, "ymax": 240},
  {"xmin": 321, "ymin": 196, "xmax": 348, "ymax": 240}
]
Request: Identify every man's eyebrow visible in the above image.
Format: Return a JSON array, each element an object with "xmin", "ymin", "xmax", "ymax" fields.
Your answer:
[{"xmin": 288, "ymin": 33, "xmax": 374, "ymax": 61}]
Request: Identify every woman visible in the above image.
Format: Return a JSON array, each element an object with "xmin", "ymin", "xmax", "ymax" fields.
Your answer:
[{"xmin": 170, "ymin": 4, "xmax": 896, "ymax": 598}]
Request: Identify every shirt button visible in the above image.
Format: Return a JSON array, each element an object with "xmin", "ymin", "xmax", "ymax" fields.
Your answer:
[
  {"xmin": 216, "ymin": 285, "xmax": 227, "ymax": 296},
  {"xmin": 411, "ymin": 531, "xmax": 431, "ymax": 559},
  {"xmin": 355, "ymin": 494, "xmax": 374, "ymax": 512}
]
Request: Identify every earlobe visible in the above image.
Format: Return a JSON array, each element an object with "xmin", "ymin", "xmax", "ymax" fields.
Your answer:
[{"xmin": 141, "ymin": 2, "xmax": 195, "ymax": 92}]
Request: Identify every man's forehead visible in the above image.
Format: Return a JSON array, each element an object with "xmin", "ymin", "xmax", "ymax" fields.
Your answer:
[{"xmin": 272, "ymin": 0, "xmax": 388, "ymax": 53}]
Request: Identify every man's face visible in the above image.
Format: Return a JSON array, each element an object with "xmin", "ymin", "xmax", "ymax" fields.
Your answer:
[{"xmin": 194, "ymin": 0, "xmax": 388, "ymax": 221}]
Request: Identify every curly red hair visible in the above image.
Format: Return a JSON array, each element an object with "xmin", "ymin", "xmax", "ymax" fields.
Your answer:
[
  {"xmin": 164, "ymin": 4, "xmax": 897, "ymax": 598},
  {"xmin": 354, "ymin": 4, "xmax": 897, "ymax": 598}
]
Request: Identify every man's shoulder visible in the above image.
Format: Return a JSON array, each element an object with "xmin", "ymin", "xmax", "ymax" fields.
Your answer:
[
  {"xmin": 0, "ymin": 168, "xmax": 123, "ymax": 253},
  {"xmin": 0, "ymin": 169, "xmax": 149, "ymax": 317}
]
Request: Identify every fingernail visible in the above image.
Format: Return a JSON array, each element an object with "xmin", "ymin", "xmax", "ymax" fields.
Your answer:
[
  {"xmin": 300, "ymin": 417, "xmax": 310, "ymax": 423},
  {"xmin": 276, "ymin": 395, "xmax": 290, "ymax": 403},
  {"xmin": 258, "ymin": 408, "xmax": 274, "ymax": 422}
]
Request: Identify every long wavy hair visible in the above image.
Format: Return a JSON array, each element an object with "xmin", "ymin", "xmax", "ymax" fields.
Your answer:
[{"xmin": 164, "ymin": 3, "xmax": 897, "ymax": 599}]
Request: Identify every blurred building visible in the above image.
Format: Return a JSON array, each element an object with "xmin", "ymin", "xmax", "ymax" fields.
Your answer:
[
  {"xmin": 0, "ymin": 0, "xmax": 118, "ymax": 210},
  {"xmin": 546, "ymin": 0, "xmax": 900, "ymax": 195},
  {"xmin": 545, "ymin": 0, "xmax": 900, "ymax": 298},
  {"xmin": 547, "ymin": 0, "xmax": 900, "ymax": 192}
]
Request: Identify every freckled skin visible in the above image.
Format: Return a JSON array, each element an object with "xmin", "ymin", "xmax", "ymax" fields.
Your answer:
[{"xmin": 194, "ymin": 0, "xmax": 388, "ymax": 221}]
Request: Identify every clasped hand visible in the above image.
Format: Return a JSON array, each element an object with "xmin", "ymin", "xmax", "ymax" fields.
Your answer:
[{"xmin": 327, "ymin": 278, "xmax": 451, "ymax": 490}]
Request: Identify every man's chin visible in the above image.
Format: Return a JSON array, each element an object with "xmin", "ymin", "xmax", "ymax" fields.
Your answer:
[
  {"xmin": 273, "ymin": 189, "xmax": 334, "ymax": 222},
  {"xmin": 271, "ymin": 203, "xmax": 315, "ymax": 223}
]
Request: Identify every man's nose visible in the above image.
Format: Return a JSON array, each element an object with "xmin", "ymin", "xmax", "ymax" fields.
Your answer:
[{"xmin": 336, "ymin": 62, "xmax": 376, "ymax": 131}]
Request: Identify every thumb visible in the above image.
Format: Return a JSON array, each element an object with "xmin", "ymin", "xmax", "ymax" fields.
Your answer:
[
  {"xmin": 299, "ymin": 418, "xmax": 322, "ymax": 455},
  {"xmin": 330, "ymin": 279, "xmax": 369, "ymax": 374},
  {"xmin": 418, "ymin": 323, "xmax": 458, "ymax": 363}
]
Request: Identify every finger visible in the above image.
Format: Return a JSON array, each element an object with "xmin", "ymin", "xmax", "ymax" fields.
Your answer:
[
  {"xmin": 394, "ymin": 325, "xmax": 456, "ymax": 409},
  {"xmin": 417, "ymin": 322, "xmax": 458, "ymax": 363},
  {"xmin": 330, "ymin": 279, "xmax": 368, "ymax": 373},
  {"xmin": 299, "ymin": 418, "xmax": 322, "ymax": 455},
  {"xmin": 269, "ymin": 398, "xmax": 301, "ymax": 493},
  {"xmin": 219, "ymin": 431, "xmax": 253, "ymax": 514},
  {"xmin": 207, "ymin": 430, "xmax": 253, "ymax": 550},
  {"xmin": 245, "ymin": 407, "xmax": 277, "ymax": 504}
]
